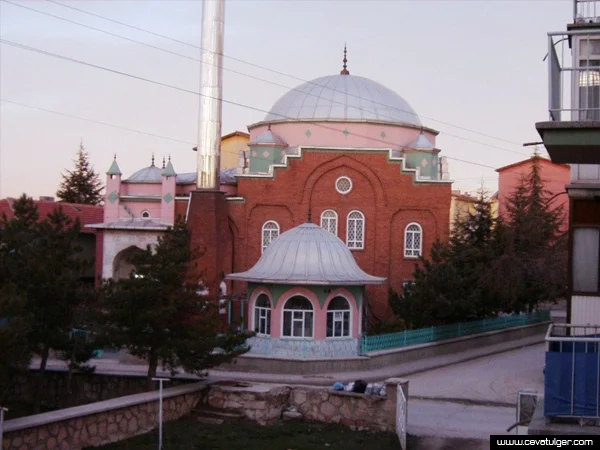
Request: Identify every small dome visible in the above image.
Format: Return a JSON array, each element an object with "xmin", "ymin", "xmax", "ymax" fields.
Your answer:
[
  {"xmin": 265, "ymin": 74, "xmax": 421, "ymax": 126},
  {"xmin": 226, "ymin": 222, "xmax": 386, "ymax": 286},
  {"xmin": 249, "ymin": 129, "xmax": 287, "ymax": 146},
  {"xmin": 407, "ymin": 133, "xmax": 434, "ymax": 150},
  {"xmin": 124, "ymin": 165, "xmax": 162, "ymax": 184}
]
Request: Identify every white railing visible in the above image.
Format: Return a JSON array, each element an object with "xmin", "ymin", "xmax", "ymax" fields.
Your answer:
[
  {"xmin": 547, "ymin": 29, "xmax": 600, "ymax": 121},
  {"xmin": 575, "ymin": 1, "xmax": 600, "ymax": 24}
]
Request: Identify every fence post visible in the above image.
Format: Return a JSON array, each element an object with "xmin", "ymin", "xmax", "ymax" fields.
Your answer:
[
  {"xmin": 0, "ymin": 406, "xmax": 7, "ymax": 449},
  {"xmin": 152, "ymin": 378, "xmax": 170, "ymax": 450}
]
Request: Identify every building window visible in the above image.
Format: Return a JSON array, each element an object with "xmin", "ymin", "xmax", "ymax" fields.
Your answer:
[
  {"xmin": 320, "ymin": 210, "xmax": 338, "ymax": 236},
  {"xmin": 404, "ymin": 222, "xmax": 422, "ymax": 258},
  {"xmin": 261, "ymin": 221, "xmax": 280, "ymax": 253},
  {"xmin": 573, "ymin": 228, "xmax": 600, "ymax": 293},
  {"xmin": 335, "ymin": 176, "xmax": 353, "ymax": 194},
  {"xmin": 141, "ymin": 210, "xmax": 151, "ymax": 219},
  {"xmin": 253, "ymin": 294, "xmax": 271, "ymax": 336},
  {"xmin": 346, "ymin": 210, "xmax": 365, "ymax": 249},
  {"xmin": 326, "ymin": 297, "xmax": 351, "ymax": 338},
  {"xmin": 282, "ymin": 296, "xmax": 313, "ymax": 338}
]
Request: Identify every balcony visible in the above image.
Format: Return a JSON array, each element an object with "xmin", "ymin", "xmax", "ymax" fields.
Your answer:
[
  {"xmin": 536, "ymin": 28, "xmax": 600, "ymax": 164},
  {"xmin": 574, "ymin": 1, "xmax": 600, "ymax": 24},
  {"xmin": 544, "ymin": 323, "xmax": 600, "ymax": 418}
]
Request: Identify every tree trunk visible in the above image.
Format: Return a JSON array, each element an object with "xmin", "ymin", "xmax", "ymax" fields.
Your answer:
[
  {"xmin": 33, "ymin": 345, "xmax": 50, "ymax": 413},
  {"xmin": 147, "ymin": 352, "xmax": 158, "ymax": 391}
]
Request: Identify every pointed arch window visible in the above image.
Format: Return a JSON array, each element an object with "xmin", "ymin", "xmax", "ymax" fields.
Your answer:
[
  {"xmin": 282, "ymin": 296, "xmax": 314, "ymax": 338},
  {"xmin": 404, "ymin": 223, "xmax": 423, "ymax": 258},
  {"xmin": 346, "ymin": 210, "xmax": 365, "ymax": 249},
  {"xmin": 326, "ymin": 297, "xmax": 351, "ymax": 338},
  {"xmin": 253, "ymin": 294, "xmax": 271, "ymax": 336},
  {"xmin": 320, "ymin": 210, "xmax": 338, "ymax": 236},
  {"xmin": 261, "ymin": 221, "xmax": 280, "ymax": 253}
]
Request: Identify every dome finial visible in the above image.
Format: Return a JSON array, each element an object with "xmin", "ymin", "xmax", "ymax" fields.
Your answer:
[
  {"xmin": 340, "ymin": 44, "xmax": 349, "ymax": 75},
  {"xmin": 151, "ymin": 153, "xmax": 155, "ymax": 167},
  {"xmin": 307, "ymin": 207, "xmax": 312, "ymax": 223},
  {"xmin": 162, "ymin": 156, "xmax": 166, "ymax": 169}
]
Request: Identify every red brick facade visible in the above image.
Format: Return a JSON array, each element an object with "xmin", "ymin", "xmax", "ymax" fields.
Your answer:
[{"xmin": 222, "ymin": 149, "xmax": 451, "ymax": 321}]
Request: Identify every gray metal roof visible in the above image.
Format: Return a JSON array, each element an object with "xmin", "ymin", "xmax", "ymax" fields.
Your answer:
[
  {"xmin": 264, "ymin": 74, "xmax": 421, "ymax": 126},
  {"xmin": 248, "ymin": 129, "xmax": 287, "ymax": 146},
  {"xmin": 407, "ymin": 133, "xmax": 434, "ymax": 150},
  {"xmin": 175, "ymin": 168, "xmax": 237, "ymax": 185},
  {"xmin": 226, "ymin": 222, "xmax": 386, "ymax": 286},
  {"xmin": 124, "ymin": 165, "xmax": 162, "ymax": 184}
]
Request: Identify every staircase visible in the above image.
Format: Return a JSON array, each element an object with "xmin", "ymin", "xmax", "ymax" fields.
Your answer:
[{"xmin": 192, "ymin": 405, "xmax": 245, "ymax": 425}]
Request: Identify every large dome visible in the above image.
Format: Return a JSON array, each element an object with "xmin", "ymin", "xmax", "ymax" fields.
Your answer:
[
  {"xmin": 264, "ymin": 74, "xmax": 421, "ymax": 126},
  {"xmin": 226, "ymin": 223, "xmax": 386, "ymax": 286}
]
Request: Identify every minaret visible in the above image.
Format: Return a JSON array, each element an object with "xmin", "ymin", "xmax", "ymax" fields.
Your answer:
[
  {"xmin": 104, "ymin": 155, "xmax": 122, "ymax": 223},
  {"xmin": 187, "ymin": 0, "xmax": 229, "ymax": 298}
]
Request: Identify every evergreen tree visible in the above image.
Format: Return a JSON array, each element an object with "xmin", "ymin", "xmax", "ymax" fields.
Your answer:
[
  {"xmin": 0, "ymin": 195, "xmax": 89, "ymax": 411},
  {"xmin": 392, "ymin": 189, "xmax": 501, "ymax": 328},
  {"xmin": 98, "ymin": 219, "xmax": 250, "ymax": 388},
  {"xmin": 56, "ymin": 141, "xmax": 103, "ymax": 205},
  {"xmin": 494, "ymin": 155, "xmax": 567, "ymax": 313}
]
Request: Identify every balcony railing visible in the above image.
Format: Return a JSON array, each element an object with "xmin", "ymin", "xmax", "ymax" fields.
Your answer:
[
  {"xmin": 544, "ymin": 323, "xmax": 600, "ymax": 418},
  {"xmin": 575, "ymin": 0, "xmax": 600, "ymax": 24},
  {"xmin": 547, "ymin": 29, "xmax": 600, "ymax": 121}
]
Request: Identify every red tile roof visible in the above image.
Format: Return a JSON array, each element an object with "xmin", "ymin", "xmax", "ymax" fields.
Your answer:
[{"xmin": 0, "ymin": 198, "xmax": 103, "ymax": 234}]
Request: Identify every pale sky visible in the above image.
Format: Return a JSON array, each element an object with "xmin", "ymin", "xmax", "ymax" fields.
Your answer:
[{"xmin": 0, "ymin": 0, "xmax": 573, "ymax": 199}]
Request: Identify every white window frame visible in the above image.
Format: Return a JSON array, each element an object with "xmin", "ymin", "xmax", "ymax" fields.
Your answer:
[
  {"xmin": 404, "ymin": 222, "xmax": 423, "ymax": 258},
  {"xmin": 335, "ymin": 176, "xmax": 353, "ymax": 194},
  {"xmin": 326, "ymin": 296, "xmax": 352, "ymax": 339},
  {"xmin": 253, "ymin": 294, "xmax": 271, "ymax": 336},
  {"xmin": 141, "ymin": 210, "xmax": 151, "ymax": 219},
  {"xmin": 281, "ymin": 296, "xmax": 314, "ymax": 338},
  {"xmin": 346, "ymin": 210, "xmax": 365, "ymax": 250},
  {"xmin": 320, "ymin": 210, "xmax": 338, "ymax": 236},
  {"xmin": 261, "ymin": 220, "xmax": 280, "ymax": 253}
]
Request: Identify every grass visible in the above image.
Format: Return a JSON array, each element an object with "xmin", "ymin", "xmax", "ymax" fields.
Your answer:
[{"xmin": 98, "ymin": 416, "xmax": 402, "ymax": 450}]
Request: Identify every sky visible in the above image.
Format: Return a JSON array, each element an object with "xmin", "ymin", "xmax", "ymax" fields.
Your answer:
[{"xmin": 0, "ymin": 0, "xmax": 574, "ymax": 199}]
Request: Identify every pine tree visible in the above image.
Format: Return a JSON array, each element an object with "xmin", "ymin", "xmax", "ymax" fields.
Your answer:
[
  {"xmin": 56, "ymin": 141, "xmax": 103, "ymax": 205},
  {"xmin": 0, "ymin": 195, "xmax": 88, "ymax": 412},
  {"xmin": 98, "ymin": 219, "xmax": 250, "ymax": 388},
  {"xmin": 391, "ymin": 189, "xmax": 501, "ymax": 328},
  {"xmin": 495, "ymin": 154, "xmax": 567, "ymax": 313}
]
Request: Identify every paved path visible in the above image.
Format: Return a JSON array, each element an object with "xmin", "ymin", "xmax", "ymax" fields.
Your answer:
[
  {"xmin": 409, "ymin": 399, "xmax": 514, "ymax": 440},
  {"xmin": 408, "ymin": 343, "xmax": 545, "ymax": 406}
]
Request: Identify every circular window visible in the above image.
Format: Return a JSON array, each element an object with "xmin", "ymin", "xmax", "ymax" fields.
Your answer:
[
  {"xmin": 141, "ymin": 210, "xmax": 151, "ymax": 219},
  {"xmin": 335, "ymin": 176, "xmax": 352, "ymax": 194}
]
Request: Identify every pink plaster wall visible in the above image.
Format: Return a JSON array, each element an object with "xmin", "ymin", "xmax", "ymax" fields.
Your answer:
[
  {"xmin": 497, "ymin": 158, "xmax": 569, "ymax": 231},
  {"xmin": 249, "ymin": 122, "xmax": 437, "ymax": 150},
  {"xmin": 248, "ymin": 286, "xmax": 360, "ymax": 340},
  {"xmin": 120, "ymin": 183, "xmax": 161, "ymax": 196}
]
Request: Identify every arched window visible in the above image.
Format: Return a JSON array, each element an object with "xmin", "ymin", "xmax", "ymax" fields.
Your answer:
[
  {"xmin": 261, "ymin": 221, "xmax": 280, "ymax": 253},
  {"xmin": 282, "ymin": 296, "xmax": 313, "ymax": 338},
  {"xmin": 346, "ymin": 210, "xmax": 365, "ymax": 249},
  {"xmin": 141, "ymin": 210, "xmax": 151, "ymax": 219},
  {"xmin": 404, "ymin": 223, "xmax": 423, "ymax": 258},
  {"xmin": 254, "ymin": 294, "xmax": 271, "ymax": 336},
  {"xmin": 327, "ymin": 297, "xmax": 351, "ymax": 338},
  {"xmin": 320, "ymin": 210, "xmax": 338, "ymax": 236}
]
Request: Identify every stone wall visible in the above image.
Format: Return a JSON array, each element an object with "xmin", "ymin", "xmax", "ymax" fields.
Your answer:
[
  {"xmin": 2, "ymin": 382, "xmax": 207, "ymax": 450},
  {"xmin": 9, "ymin": 370, "xmax": 192, "ymax": 411},
  {"xmin": 205, "ymin": 377, "xmax": 408, "ymax": 433}
]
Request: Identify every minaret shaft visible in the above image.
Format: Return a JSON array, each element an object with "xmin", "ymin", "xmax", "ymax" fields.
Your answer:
[{"xmin": 197, "ymin": 0, "xmax": 225, "ymax": 190}]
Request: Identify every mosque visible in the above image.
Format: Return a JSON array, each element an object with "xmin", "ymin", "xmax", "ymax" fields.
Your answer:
[{"xmin": 90, "ymin": 51, "xmax": 453, "ymax": 358}]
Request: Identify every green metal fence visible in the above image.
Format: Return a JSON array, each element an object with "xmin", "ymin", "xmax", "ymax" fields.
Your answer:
[{"xmin": 360, "ymin": 310, "xmax": 551, "ymax": 354}]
